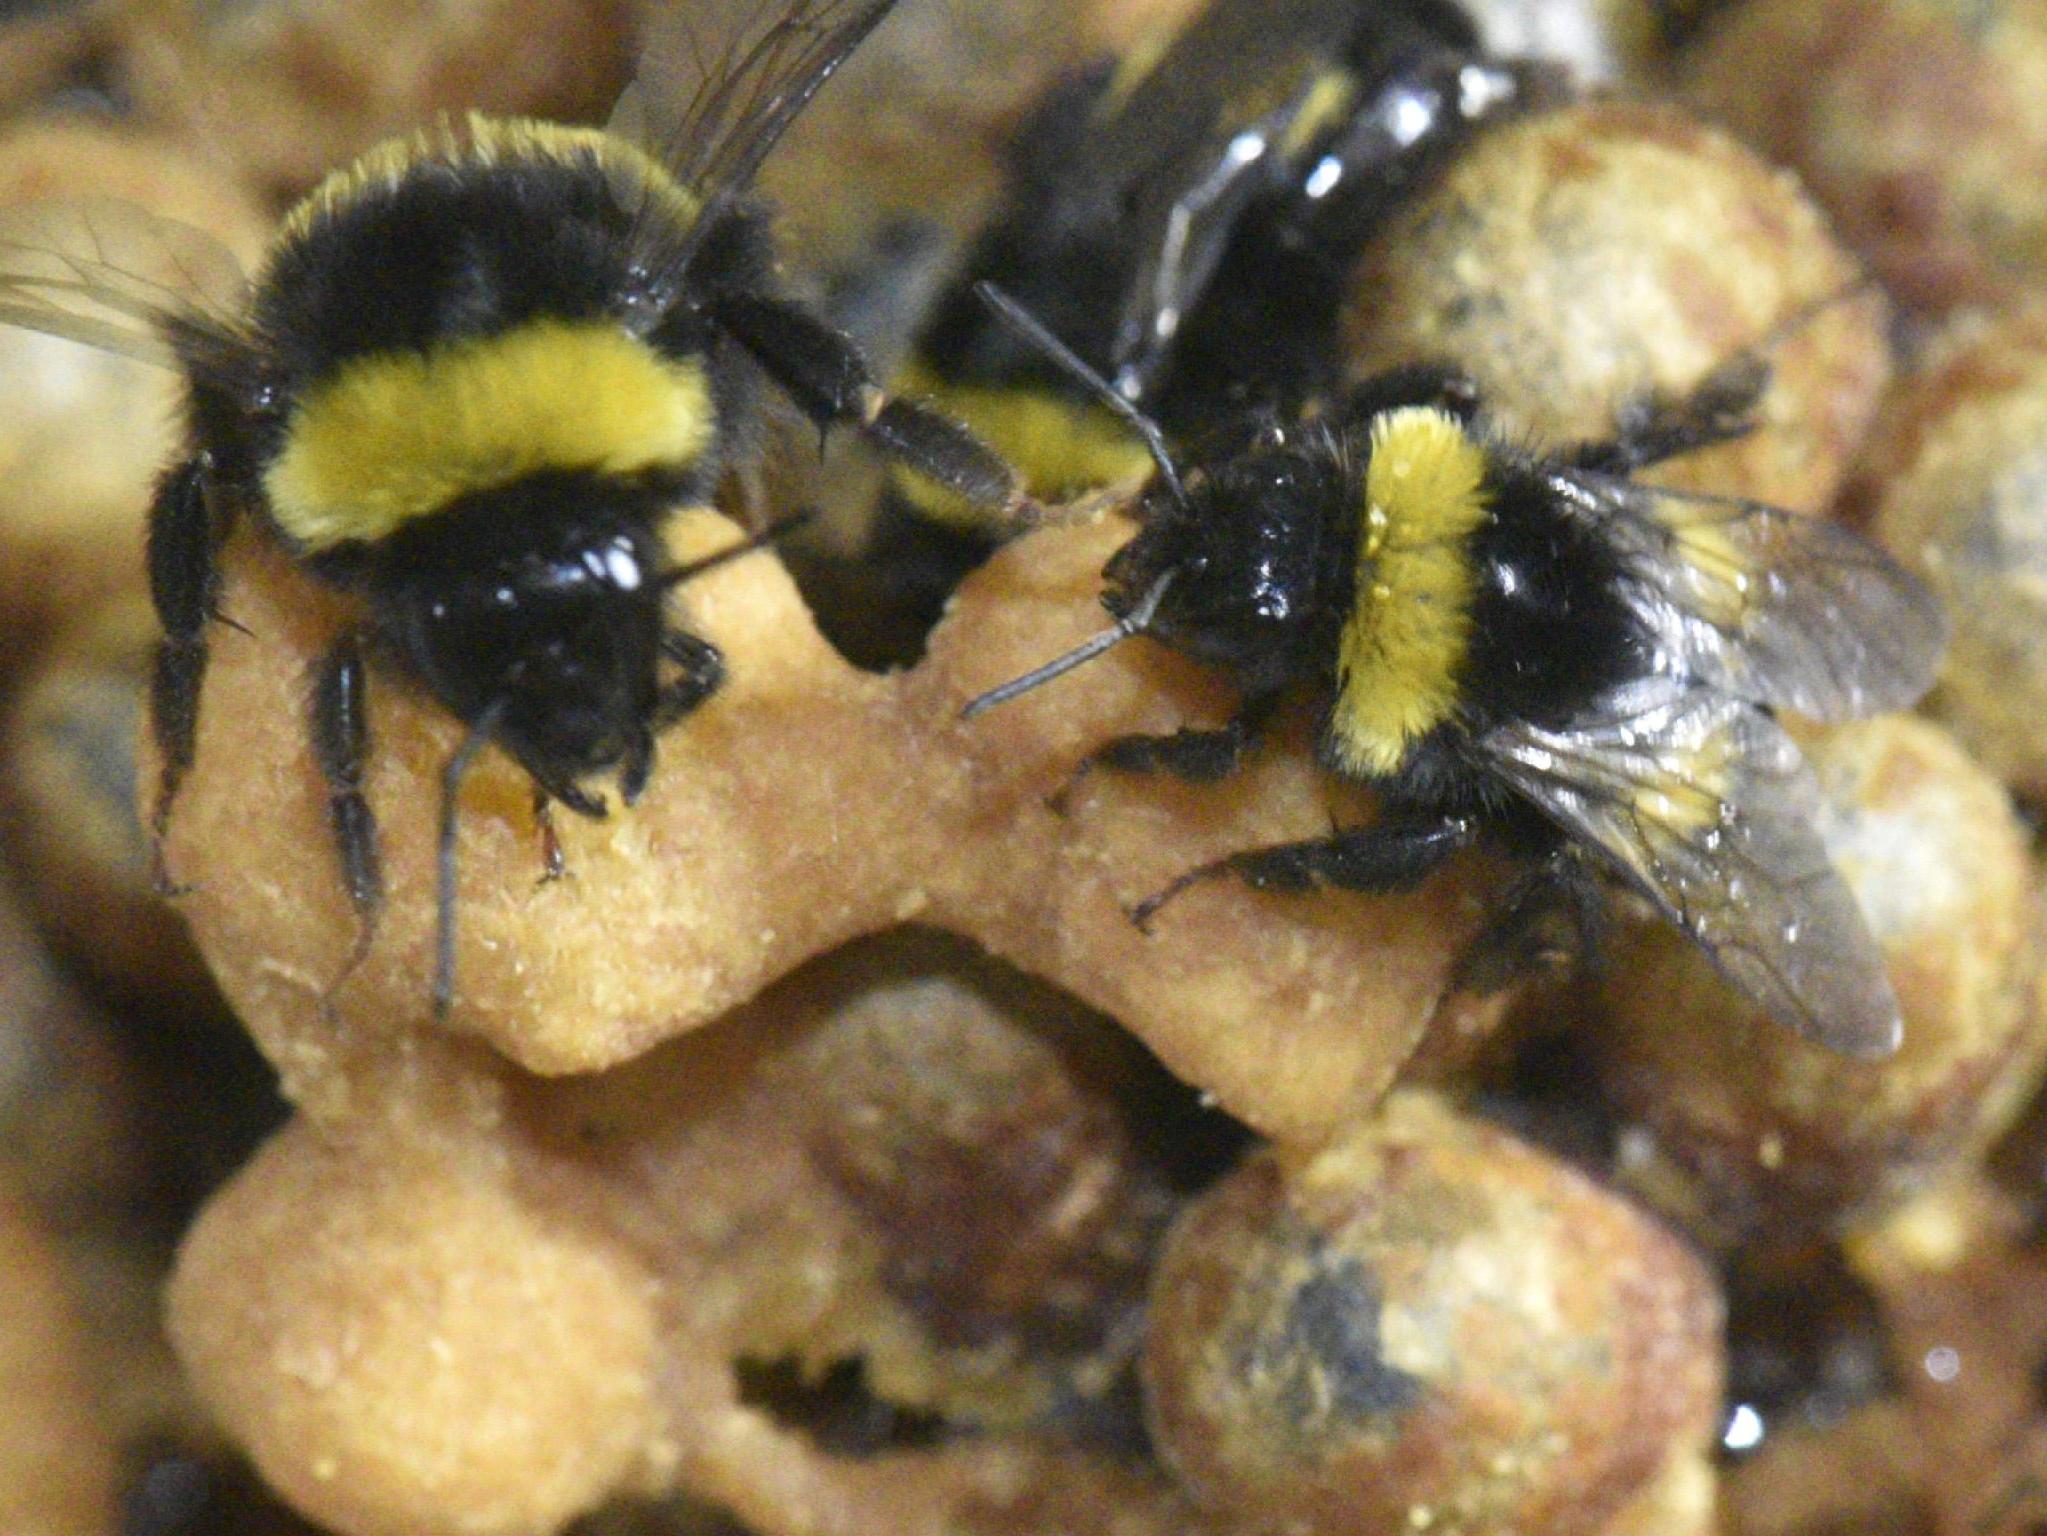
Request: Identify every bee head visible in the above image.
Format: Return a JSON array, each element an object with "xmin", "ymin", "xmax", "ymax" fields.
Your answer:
[
  {"xmin": 955, "ymin": 282, "xmax": 1329, "ymax": 719},
  {"xmin": 378, "ymin": 475, "xmax": 674, "ymax": 801},
  {"xmin": 1104, "ymin": 451, "xmax": 1333, "ymax": 691}
]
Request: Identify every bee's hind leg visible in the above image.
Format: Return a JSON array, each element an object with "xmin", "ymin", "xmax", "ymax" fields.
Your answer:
[
  {"xmin": 1053, "ymin": 691, "xmax": 1282, "ymax": 814},
  {"xmin": 711, "ymin": 291, "xmax": 1023, "ymax": 518},
  {"xmin": 308, "ymin": 628, "xmax": 384, "ymax": 998},
  {"xmin": 145, "ymin": 453, "xmax": 231, "ymax": 894},
  {"xmin": 1573, "ymin": 350, "xmax": 1772, "ymax": 475},
  {"xmin": 1131, "ymin": 810, "xmax": 1477, "ymax": 931},
  {"xmin": 1452, "ymin": 843, "xmax": 1609, "ymax": 996}
]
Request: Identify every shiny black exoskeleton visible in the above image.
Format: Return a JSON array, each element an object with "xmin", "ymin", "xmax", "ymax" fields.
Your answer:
[
  {"xmin": 919, "ymin": 0, "xmax": 1550, "ymax": 424},
  {"xmin": 966, "ymin": 293, "xmax": 1946, "ymax": 1058},
  {"xmin": 857, "ymin": 0, "xmax": 1555, "ymax": 660},
  {"xmin": 97, "ymin": 0, "xmax": 1023, "ymax": 1016}
]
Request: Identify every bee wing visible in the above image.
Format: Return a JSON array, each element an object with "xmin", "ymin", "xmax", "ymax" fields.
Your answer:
[
  {"xmin": 1480, "ymin": 680, "xmax": 1903, "ymax": 1058},
  {"xmin": 1083, "ymin": 0, "xmax": 1364, "ymax": 181},
  {"xmin": 1094, "ymin": 0, "xmax": 1372, "ymax": 385},
  {"xmin": 1541, "ymin": 466, "xmax": 1948, "ymax": 721},
  {"xmin": 0, "ymin": 198, "xmax": 251, "ymax": 369},
  {"xmin": 609, "ymin": 0, "xmax": 898, "ymax": 207}
]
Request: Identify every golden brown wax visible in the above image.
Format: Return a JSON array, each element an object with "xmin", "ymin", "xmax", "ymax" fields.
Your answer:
[{"xmin": 1343, "ymin": 100, "xmax": 1888, "ymax": 515}]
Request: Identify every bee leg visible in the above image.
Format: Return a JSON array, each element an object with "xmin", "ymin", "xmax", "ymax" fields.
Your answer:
[
  {"xmin": 145, "ymin": 454, "xmax": 229, "ymax": 895},
  {"xmin": 1574, "ymin": 351, "xmax": 1772, "ymax": 474},
  {"xmin": 1452, "ymin": 844, "xmax": 1608, "ymax": 994},
  {"xmin": 532, "ymin": 790, "xmax": 566, "ymax": 885},
  {"xmin": 711, "ymin": 291, "xmax": 1023, "ymax": 516},
  {"xmin": 432, "ymin": 707, "xmax": 504, "ymax": 1020},
  {"xmin": 618, "ymin": 727, "xmax": 657, "ymax": 808},
  {"xmin": 1131, "ymin": 811, "xmax": 1477, "ymax": 931},
  {"xmin": 655, "ymin": 631, "xmax": 726, "ymax": 728},
  {"xmin": 1338, "ymin": 364, "xmax": 1484, "ymax": 428},
  {"xmin": 526, "ymin": 770, "xmax": 608, "ymax": 821},
  {"xmin": 308, "ymin": 629, "xmax": 383, "ymax": 996},
  {"xmin": 1052, "ymin": 692, "xmax": 1281, "ymax": 814}
]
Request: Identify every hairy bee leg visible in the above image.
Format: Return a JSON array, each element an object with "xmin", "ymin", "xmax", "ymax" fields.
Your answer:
[
  {"xmin": 866, "ymin": 394, "xmax": 1025, "ymax": 512},
  {"xmin": 308, "ymin": 629, "xmax": 384, "ymax": 992},
  {"xmin": 1053, "ymin": 693, "xmax": 1281, "ymax": 814},
  {"xmin": 655, "ymin": 630, "xmax": 725, "ymax": 728},
  {"xmin": 710, "ymin": 291, "xmax": 1022, "ymax": 514},
  {"xmin": 1451, "ymin": 844, "xmax": 1608, "ymax": 995},
  {"xmin": 1574, "ymin": 351, "xmax": 1773, "ymax": 474},
  {"xmin": 1337, "ymin": 363, "xmax": 1485, "ymax": 429},
  {"xmin": 1132, "ymin": 811, "xmax": 1477, "ymax": 930},
  {"xmin": 144, "ymin": 454, "xmax": 226, "ymax": 895}
]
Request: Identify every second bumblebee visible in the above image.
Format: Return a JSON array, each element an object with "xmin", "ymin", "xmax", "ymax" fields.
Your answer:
[{"xmin": 967, "ymin": 295, "xmax": 1946, "ymax": 1059}]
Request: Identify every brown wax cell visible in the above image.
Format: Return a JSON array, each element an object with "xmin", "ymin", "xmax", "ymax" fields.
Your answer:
[
  {"xmin": 1143, "ymin": 1091, "xmax": 1723, "ymax": 1536},
  {"xmin": 1595, "ymin": 1450, "xmax": 1717, "ymax": 1536},
  {"xmin": 0, "ymin": 862, "xmax": 146, "ymax": 1226},
  {"xmin": 1860, "ymin": 299, "xmax": 2047, "ymax": 800},
  {"xmin": 1342, "ymin": 98, "xmax": 1888, "ymax": 514},
  {"xmin": 1721, "ymin": 1399, "xmax": 1931, "ymax": 1536},
  {"xmin": 113, "ymin": 0, "xmax": 636, "ymax": 200},
  {"xmin": 1398, "ymin": 981, "xmax": 1530, "ymax": 1087},
  {"xmin": 169, "ymin": 937, "xmax": 1217, "ymax": 1536},
  {"xmin": 1847, "ymin": 1176, "xmax": 2047, "ymax": 1536},
  {"xmin": 569, "ymin": 1502, "xmax": 753, "ymax": 1536},
  {"xmin": 0, "ymin": 1178, "xmax": 117, "ymax": 1536},
  {"xmin": 1682, "ymin": 0, "xmax": 2047, "ymax": 315},
  {"xmin": 1987, "ymin": 1049, "xmax": 2047, "ymax": 1225},
  {"xmin": 2, "ymin": 593, "xmax": 212, "ymax": 1008},
  {"xmin": 749, "ymin": 0, "xmax": 1208, "ymax": 275},
  {"xmin": 158, "ymin": 506, "xmax": 1490, "ymax": 1143},
  {"xmin": 169, "ymin": 1081, "xmax": 663, "ymax": 1536},
  {"xmin": 0, "ymin": 10, "xmax": 107, "ymax": 121},
  {"xmin": 1597, "ymin": 716, "xmax": 2046, "ymax": 1248},
  {"xmin": 0, "ymin": 118, "xmax": 268, "ymax": 667},
  {"xmin": 0, "ymin": 853, "xmax": 225, "ymax": 1461}
]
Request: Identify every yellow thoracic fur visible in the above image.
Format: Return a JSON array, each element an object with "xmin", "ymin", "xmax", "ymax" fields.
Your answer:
[
  {"xmin": 262, "ymin": 114, "xmax": 717, "ymax": 553},
  {"xmin": 1327, "ymin": 406, "xmax": 1493, "ymax": 777},
  {"xmin": 265, "ymin": 319, "xmax": 716, "ymax": 552},
  {"xmin": 278, "ymin": 114, "xmax": 700, "ymax": 247}
]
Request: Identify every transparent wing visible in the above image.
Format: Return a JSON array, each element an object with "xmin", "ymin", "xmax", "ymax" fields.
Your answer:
[
  {"xmin": 0, "ymin": 198, "xmax": 252, "ymax": 369},
  {"xmin": 1539, "ymin": 465, "xmax": 1949, "ymax": 721},
  {"xmin": 1481, "ymin": 680, "xmax": 1902, "ymax": 1057},
  {"xmin": 608, "ymin": 0, "xmax": 898, "ymax": 206}
]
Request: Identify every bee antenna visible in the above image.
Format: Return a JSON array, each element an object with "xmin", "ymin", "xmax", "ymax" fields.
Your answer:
[
  {"xmin": 972, "ymin": 281, "xmax": 1190, "ymax": 510},
  {"xmin": 432, "ymin": 700, "xmax": 507, "ymax": 1020},
  {"xmin": 960, "ymin": 567, "xmax": 1177, "ymax": 719},
  {"xmin": 1756, "ymin": 274, "xmax": 1882, "ymax": 352},
  {"xmin": 661, "ymin": 511, "xmax": 813, "ymax": 588}
]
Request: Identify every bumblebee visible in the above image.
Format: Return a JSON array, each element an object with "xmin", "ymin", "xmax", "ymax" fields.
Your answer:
[
  {"xmin": 844, "ymin": 0, "xmax": 1547, "ymax": 661},
  {"xmin": 893, "ymin": 0, "xmax": 1549, "ymax": 524},
  {"xmin": 965, "ymin": 290, "xmax": 1947, "ymax": 1058},
  {"xmin": 0, "ymin": 0, "xmax": 1016, "ymax": 1013}
]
